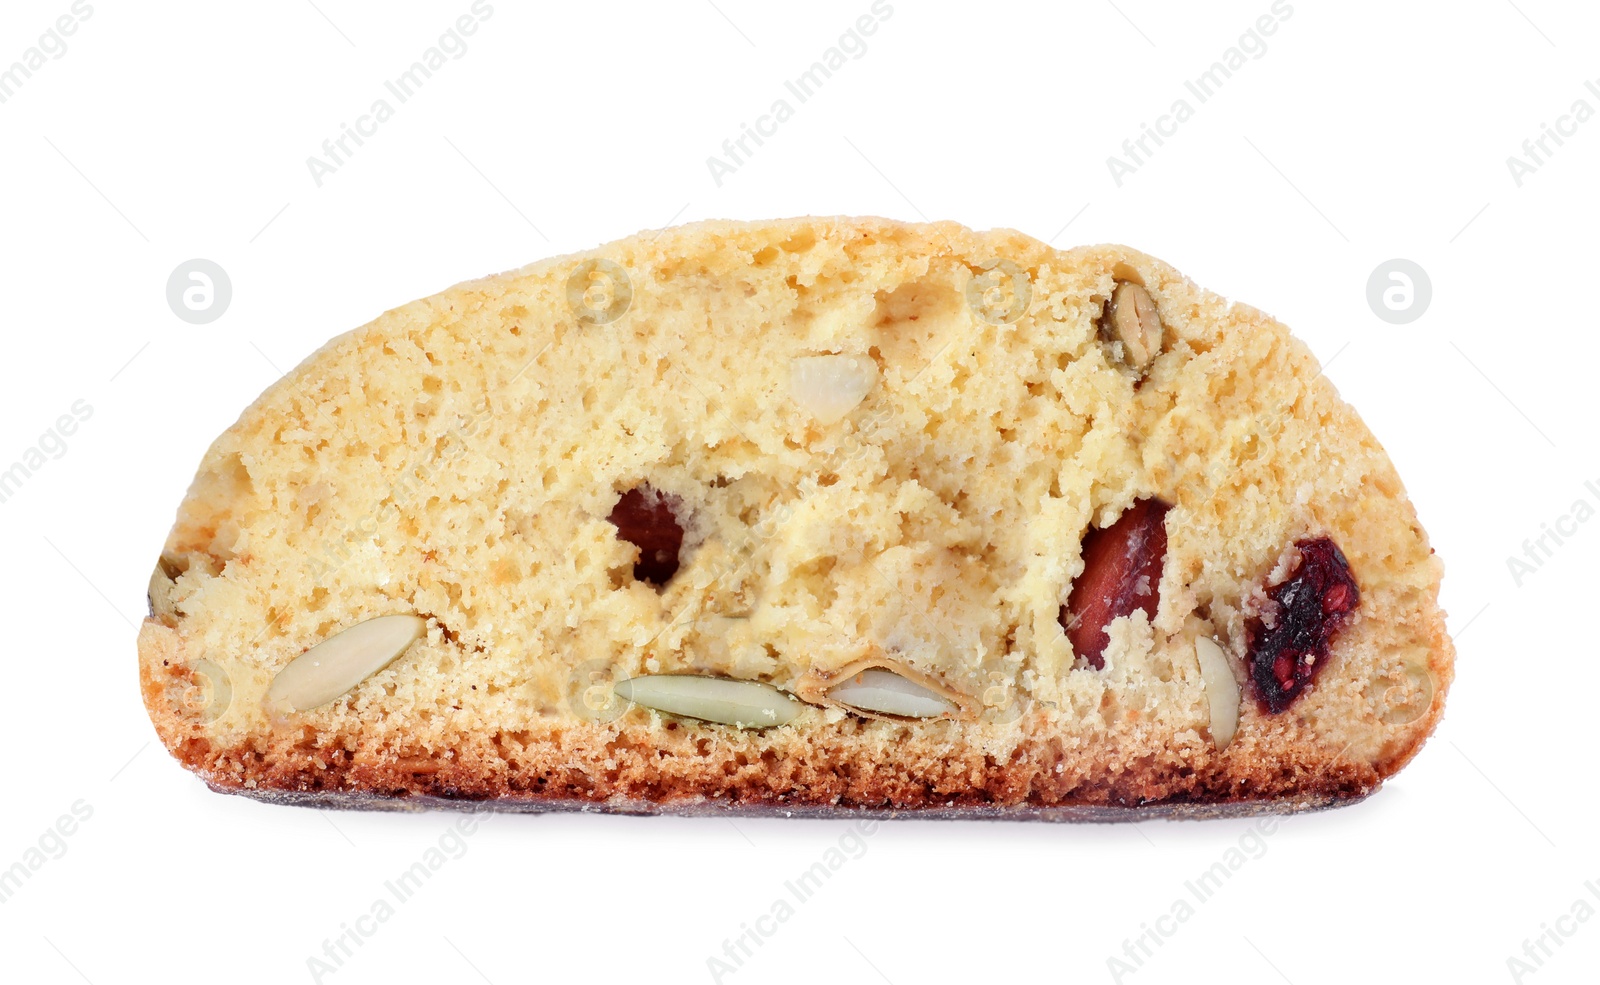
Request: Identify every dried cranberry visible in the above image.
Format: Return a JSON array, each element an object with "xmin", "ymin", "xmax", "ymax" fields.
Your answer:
[
  {"xmin": 607, "ymin": 486, "xmax": 683, "ymax": 586},
  {"xmin": 1062, "ymin": 498, "xmax": 1171, "ymax": 669},
  {"xmin": 1246, "ymin": 537, "xmax": 1360, "ymax": 714}
]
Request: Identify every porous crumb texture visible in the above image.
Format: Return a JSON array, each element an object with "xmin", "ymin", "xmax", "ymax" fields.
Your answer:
[{"xmin": 138, "ymin": 217, "xmax": 1452, "ymax": 817}]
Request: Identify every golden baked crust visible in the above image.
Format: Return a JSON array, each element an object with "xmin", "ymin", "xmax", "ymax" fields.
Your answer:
[{"xmin": 138, "ymin": 217, "xmax": 1452, "ymax": 819}]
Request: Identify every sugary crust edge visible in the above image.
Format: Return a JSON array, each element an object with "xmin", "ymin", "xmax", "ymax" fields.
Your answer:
[{"xmin": 138, "ymin": 215, "xmax": 1449, "ymax": 821}]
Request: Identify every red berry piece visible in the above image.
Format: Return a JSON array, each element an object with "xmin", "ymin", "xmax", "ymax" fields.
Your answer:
[
  {"xmin": 607, "ymin": 486, "xmax": 684, "ymax": 586},
  {"xmin": 1246, "ymin": 537, "xmax": 1360, "ymax": 714},
  {"xmin": 1062, "ymin": 498, "xmax": 1172, "ymax": 670}
]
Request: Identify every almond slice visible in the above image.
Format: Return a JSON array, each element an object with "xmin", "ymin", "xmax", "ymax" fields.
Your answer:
[
  {"xmin": 827, "ymin": 669, "xmax": 955, "ymax": 719},
  {"xmin": 1194, "ymin": 636, "xmax": 1240, "ymax": 750},
  {"xmin": 266, "ymin": 614, "xmax": 427, "ymax": 713},
  {"xmin": 788, "ymin": 353, "xmax": 878, "ymax": 424},
  {"xmin": 613, "ymin": 675, "xmax": 802, "ymax": 728}
]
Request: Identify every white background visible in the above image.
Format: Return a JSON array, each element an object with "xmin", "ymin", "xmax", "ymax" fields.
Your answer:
[{"xmin": 0, "ymin": 1, "xmax": 1595, "ymax": 982}]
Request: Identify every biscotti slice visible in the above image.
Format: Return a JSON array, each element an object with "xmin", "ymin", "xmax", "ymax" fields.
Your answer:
[{"xmin": 138, "ymin": 217, "xmax": 1452, "ymax": 819}]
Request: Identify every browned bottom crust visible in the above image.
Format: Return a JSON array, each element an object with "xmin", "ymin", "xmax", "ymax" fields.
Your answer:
[{"xmin": 214, "ymin": 783, "xmax": 1371, "ymax": 822}]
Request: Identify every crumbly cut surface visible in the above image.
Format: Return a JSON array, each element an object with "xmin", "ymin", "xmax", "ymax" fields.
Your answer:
[{"xmin": 138, "ymin": 217, "xmax": 1452, "ymax": 817}]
